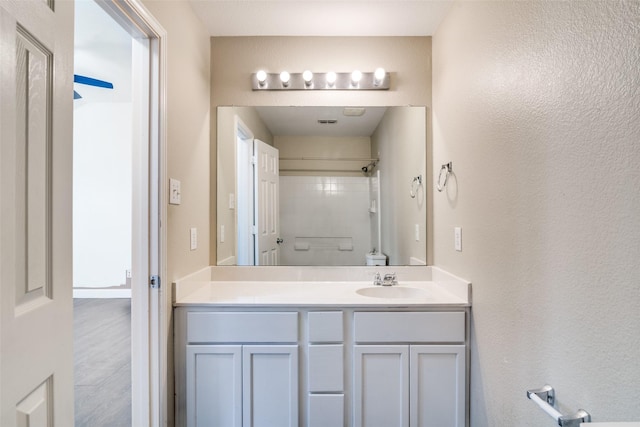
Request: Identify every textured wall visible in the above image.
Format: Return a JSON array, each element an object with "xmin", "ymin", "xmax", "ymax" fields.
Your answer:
[{"xmin": 433, "ymin": 1, "xmax": 640, "ymax": 425}]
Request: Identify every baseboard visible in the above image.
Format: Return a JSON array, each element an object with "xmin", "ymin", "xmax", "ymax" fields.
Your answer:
[{"xmin": 73, "ymin": 288, "xmax": 132, "ymax": 298}]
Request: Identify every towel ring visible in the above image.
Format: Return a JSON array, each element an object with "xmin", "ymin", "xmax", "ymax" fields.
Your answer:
[
  {"xmin": 410, "ymin": 175, "xmax": 422, "ymax": 198},
  {"xmin": 436, "ymin": 162, "xmax": 452, "ymax": 192}
]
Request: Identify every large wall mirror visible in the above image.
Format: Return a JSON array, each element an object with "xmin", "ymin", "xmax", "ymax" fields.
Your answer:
[{"xmin": 217, "ymin": 106, "xmax": 427, "ymax": 266}]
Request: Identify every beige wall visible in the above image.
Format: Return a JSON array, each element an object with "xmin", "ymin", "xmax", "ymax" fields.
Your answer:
[
  {"xmin": 432, "ymin": 2, "xmax": 640, "ymax": 425},
  {"xmin": 372, "ymin": 107, "xmax": 428, "ymax": 265},
  {"xmin": 143, "ymin": 0, "xmax": 211, "ymax": 282},
  {"xmin": 141, "ymin": 1, "xmax": 210, "ymax": 425},
  {"xmin": 276, "ymin": 135, "xmax": 372, "ymax": 176},
  {"xmin": 211, "ymin": 36, "xmax": 432, "ymax": 263}
]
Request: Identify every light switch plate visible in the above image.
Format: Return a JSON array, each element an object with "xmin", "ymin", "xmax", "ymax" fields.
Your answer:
[
  {"xmin": 169, "ymin": 178, "xmax": 181, "ymax": 205},
  {"xmin": 415, "ymin": 224, "xmax": 420, "ymax": 241},
  {"xmin": 229, "ymin": 193, "xmax": 235, "ymax": 210},
  {"xmin": 220, "ymin": 225, "xmax": 225, "ymax": 243},
  {"xmin": 190, "ymin": 227, "xmax": 197, "ymax": 250},
  {"xmin": 454, "ymin": 227, "xmax": 462, "ymax": 251}
]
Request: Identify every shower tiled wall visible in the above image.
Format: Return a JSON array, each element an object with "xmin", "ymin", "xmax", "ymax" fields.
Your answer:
[{"xmin": 280, "ymin": 176, "xmax": 372, "ymax": 265}]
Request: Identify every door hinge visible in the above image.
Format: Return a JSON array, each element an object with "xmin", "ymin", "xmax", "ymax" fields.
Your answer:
[
  {"xmin": 251, "ymin": 225, "xmax": 257, "ymax": 235},
  {"xmin": 251, "ymin": 155, "xmax": 257, "ymax": 165},
  {"xmin": 150, "ymin": 275, "xmax": 161, "ymax": 289}
]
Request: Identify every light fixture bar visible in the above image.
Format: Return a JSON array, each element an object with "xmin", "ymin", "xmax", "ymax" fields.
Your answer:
[{"xmin": 251, "ymin": 71, "xmax": 390, "ymax": 90}]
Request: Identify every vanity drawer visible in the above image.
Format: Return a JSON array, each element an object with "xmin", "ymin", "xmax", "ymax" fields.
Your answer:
[
  {"xmin": 353, "ymin": 311, "xmax": 465, "ymax": 343},
  {"xmin": 308, "ymin": 311, "xmax": 343, "ymax": 343},
  {"xmin": 187, "ymin": 312, "xmax": 298, "ymax": 343}
]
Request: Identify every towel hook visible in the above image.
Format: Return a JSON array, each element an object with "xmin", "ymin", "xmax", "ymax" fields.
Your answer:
[
  {"xmin": 410, "ymin": 175, "xmax": 422, "ymax": 198},
  {"xmin": 436, "ymin": 162, "xmax": 452, "ymax": 192}
]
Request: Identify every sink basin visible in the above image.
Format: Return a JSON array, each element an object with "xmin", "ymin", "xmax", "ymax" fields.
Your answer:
[{"xmin": 356, "ymin": 286, "xmax": 429, "ymax": 299}]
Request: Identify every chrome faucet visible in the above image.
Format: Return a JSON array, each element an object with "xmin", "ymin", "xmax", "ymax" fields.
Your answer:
[
  {"xmin": 373, "ymin": 272, "xmax": 383, "ymax": 286},
  {"xmin": 373, "ymin": 272, "xmax": 397, "ymax": 286}
]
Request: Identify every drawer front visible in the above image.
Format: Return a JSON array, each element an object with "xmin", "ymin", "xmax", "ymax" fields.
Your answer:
[
  {"xmin": 308, "ymin": 394, "xmax": 344, "ymax": 427},
  {"xmin": 308, "ymin": 311, "xmax": 343, "ymax": 343},
  {"xmin": 354, "ymin": 312, "xmax": 465, "ymax": 343},
  {"xmin": 308, "ymin": 345, "xmax": 344, "ymax": 392},
  {"xmin": 187, "ymin": 312, "xmax": 298, "ymax": 343}
]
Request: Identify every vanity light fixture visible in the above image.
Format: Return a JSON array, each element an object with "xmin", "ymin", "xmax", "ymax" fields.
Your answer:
[
  {"xmin": 251, "ymin": 69, "xmax": 390, "ymax": 90},
  {"xmin": 303, "ymin": 70, "xmax": 314, "ymax": 87},
  {"xmin": 256, "ymin": 69, "xmax": 268, "ymax": 88},
  {"xmin": 280, "ymin": 71, "xmax": 291, "ymax": 87},
  {"xmin": 374, "ymin": 67, "xmax": 386, "ymax": 87},
  {"xmin": 351, "ymin": 70, "xmax": 362, "ymax": 87},
  {"xmin": 326, "ymin": 71, "xmax": 337, "ymax": 88}
]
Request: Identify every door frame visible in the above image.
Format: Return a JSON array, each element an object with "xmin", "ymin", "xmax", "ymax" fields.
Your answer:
[{"xmin": 94, "ymin": 1, "xmax": 167, "ymax": 426}]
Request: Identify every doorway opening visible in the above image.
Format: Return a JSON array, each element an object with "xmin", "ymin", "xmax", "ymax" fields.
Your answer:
[{"xmin": 72, "ymin": 0, "xmax": 165, "ymax": 425}]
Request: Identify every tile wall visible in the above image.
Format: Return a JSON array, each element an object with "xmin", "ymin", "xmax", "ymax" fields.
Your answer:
[{"xmin": 279, "ymin": 176, "xmax": 373, "ymax": 265}]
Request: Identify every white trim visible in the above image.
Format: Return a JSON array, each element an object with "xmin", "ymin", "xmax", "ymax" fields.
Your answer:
[
  {"xmin": 73, "ymin": 288, "xmax": 132, "ymax": 299},
  {"xmin": 94, "ymin": 1, "xmax": 167, "ymax": 427}
]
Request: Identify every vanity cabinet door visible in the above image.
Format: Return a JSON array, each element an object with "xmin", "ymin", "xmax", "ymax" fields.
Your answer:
[
  {"xmin": 186, "ymin": 345, "xmax": 242, "ymax": 427},
  {"xmin": 242, "ymin": 345, "xmax": 298, "ymax": 427},
  {"xmin": 353, "ymin": 345, "xmax": 409, "ymax": 427},
  {"xmin": 410, "ymin": 345, "xmax": 466, "ymax": 427}
]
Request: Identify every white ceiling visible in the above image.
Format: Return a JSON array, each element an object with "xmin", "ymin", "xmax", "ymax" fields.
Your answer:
[
  {"xmin": 188, "ymin": 0, "xmax": 454, "ymax": 37},
  {"xmin": 256, "ymin": 106, "xmax": 388, "ymax": 137}
]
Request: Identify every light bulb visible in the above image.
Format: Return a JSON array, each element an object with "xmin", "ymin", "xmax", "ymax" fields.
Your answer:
[
  {"xmin": 374, "ymin": 68, "xmax": 386, "ymax": 86},
  {"xmin": 256, "ymin": 70, "xmax": 268, "ymax": 87},
  {"xmin": 326, "ymin": 71, "xmax": 337, "ymax": 87},
  {"xmin": 280, "ymin": 71, "xmax": 290, "ymax": 87},
  {"xmin": 303, "ymin": 70, "xmax": 313, "ymax": 87},
  {"xmin": 351, "ymin": 70, "xmax": 362, "ymax": 86}
]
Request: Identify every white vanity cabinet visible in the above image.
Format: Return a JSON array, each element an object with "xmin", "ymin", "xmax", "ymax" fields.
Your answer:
[
  {"xmin": 183, "ymin": 312, "xmax": 299, "ymax": 427},
  {"xmin": 353, "ymin": 312, "xmax": 467, "ymax": 427},
  {"xmin": 175, "ymin": 307, "xmax": 469, "ymax": 427}
]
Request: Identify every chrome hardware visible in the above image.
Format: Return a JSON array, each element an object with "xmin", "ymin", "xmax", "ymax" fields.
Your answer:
[
  {"xmin": 527, "ymin": 385, "xmax": 591, "ymax": 426},
  {"xmin": 150, "ymin": 275, "xmax": 161, "ymax": 289},
  {"xmin": 437, "ymin": 162, "xmax": 452, "ymax": 192},
  {"xmin": 373, "ymin": 272, "xmax": 383, "ymax": 286},
  {"xmin": 276, "ymin": 238, "xmax": 284, "ymax": 244},
  {"xmin": 382, "ymin": 272, "xmax": 398, "ymax": 286}
]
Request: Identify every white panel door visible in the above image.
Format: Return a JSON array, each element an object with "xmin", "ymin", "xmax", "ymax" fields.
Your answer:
[
  {"xmin": 354, "ymin": 345, "xmax": 409, "ymax": 427},
  {"xmin": 253, "ymin": 139, "xmax": 279, "ymax": 265},
  {"xmin": 186, "ymin": 345, "xmax": 242, "ymax": 427},
  {"xmin": 0, "ymin": 0, "xmax": 74, "ymax": 426},
  {"xmin": 410, "ymin": 345, "xmax": 466, "ymax": 427},
  {"xmin": 242, "ymin": 345, "xmax": 298, "ymax": 427}
]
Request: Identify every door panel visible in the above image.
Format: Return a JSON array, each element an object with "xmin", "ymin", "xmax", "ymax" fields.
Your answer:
[
  {"xmin": 1, "ymin": 1, "xmax": 74, "ymax": 425},
  {"xmin": 242, "ymin": 345, "xmax": 298, "ymax": 427},
  {"xmin": 254, "ymin": 139, "xmax": 279, "ymax": 265},
  {"xmin": 353, "ymin": 345, "xmax": 409, "ymax": 427},
  {"xmin": 186, "ymin": 345, "xmax": 242, "ymax": 427},
  {"xmin": 410, "ymin": 345, "xmax": 466, "ymax": 427}
]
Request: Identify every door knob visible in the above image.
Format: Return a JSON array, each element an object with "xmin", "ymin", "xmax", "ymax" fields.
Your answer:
[{"xmin": 276, "ymin": 238, "xmax": 284, "ymax": 244}]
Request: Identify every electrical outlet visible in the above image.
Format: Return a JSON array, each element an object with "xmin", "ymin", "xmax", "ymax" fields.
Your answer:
[
  {"xmin": 190, "ymin": 227, "xmax": 197, "ymax": 250},
  {"xmin": 169, "ymin": 178, "xmax": 181, "ymax": 205},
  {"xmin": 454, "ymin": 227, "xmax": 462, "ymax": 251},
  {"xmin": 229, "ymin": 193, "xmax": 235, "ymax": 210}
]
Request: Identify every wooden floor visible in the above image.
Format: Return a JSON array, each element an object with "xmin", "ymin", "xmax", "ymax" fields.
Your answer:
[{"xmin": 74, "ymin": 298, "xmax": 131, "ymax": 427}]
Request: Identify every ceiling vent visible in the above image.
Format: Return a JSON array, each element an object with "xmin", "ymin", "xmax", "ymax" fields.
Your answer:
[{"xmin": 317, "ymin": 119, "xmax": 338, "ymax": 124}]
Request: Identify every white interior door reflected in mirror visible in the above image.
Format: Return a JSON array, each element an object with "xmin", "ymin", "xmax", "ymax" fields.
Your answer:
[{"xmin": 254, "ymin": 139, "xmax": 280, "ymax": 265}]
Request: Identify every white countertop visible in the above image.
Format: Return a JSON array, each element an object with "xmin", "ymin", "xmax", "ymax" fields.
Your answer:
[{"xmin": 173, "ymin": 266, "xmax": 471, "ymax": 307}]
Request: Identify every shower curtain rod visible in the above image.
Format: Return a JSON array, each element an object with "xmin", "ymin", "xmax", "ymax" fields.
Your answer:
[
  {"xmin": 279, "ymin": 168, "xmax": 373, "ymax": 173},
  {"xmin": 280, "ymin": 156, "xmax": 379, "ymax": 162}
]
